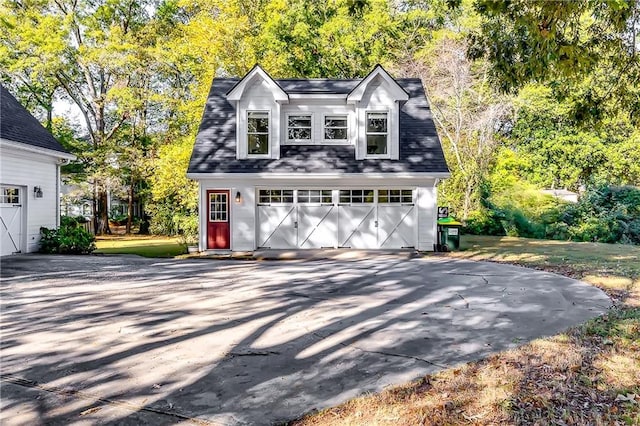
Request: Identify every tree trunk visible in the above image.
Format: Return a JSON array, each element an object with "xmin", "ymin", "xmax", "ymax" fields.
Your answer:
[
  {"xmin": 92, "ymin": 181, "xmax": 98, "ymax": 235},
  {"xmin": 96, "ymin": 190, "xmax": 111, "ymax": 235},
  {"xmin": 126, "ymin": 177, "xmax": 134, "ymax": 234}
]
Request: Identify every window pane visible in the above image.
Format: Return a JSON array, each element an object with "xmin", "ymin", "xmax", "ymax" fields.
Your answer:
[
  {"xmin": 248, "ymin": 112, "xmax": 269, "ymax": 133},
  {"xmin": 339, "ymin": 190, "xmax": 350, "ymax": 203},
  {"xmin": 283, "ymin": 190, "xmax": 294, "ymax": 203},
  {"xmin": 321, "ymin": 190, "xmax": 332, "ymax": 203},
  {"xmin": 378, "ymin": 190, "xmax": 388, "ymax": 203},
  {"xmin": 248, "ymin": 134, "xmax": 269, "ymax": 154},
  {"xmin": 367, "ymin": 113, "xmax": 387, "ymax": 132},
  {"xmin": 288, "ymin": 128, "xmax": 311, "ymax": 140},
  {"xmin": 325, "ymin": 117, "xmax": 347, "ymax": 127},
  {"xmin": 364, "ymin": 190, "xmax": 374, "ymax": 203},
  {"xmin": 325, "ymin": 128, "xmax": 347, "ymax": 140},
  {"xmin": 402, "ymin": 190, "xmax": 413, "ymax": 203},
  {"xmin": 367, "ymin": 135, "xmax": 387, "ymax": 155},
  {"xmin": 288, "ymin": 116, "xmax": 311, "ymax": 127}
]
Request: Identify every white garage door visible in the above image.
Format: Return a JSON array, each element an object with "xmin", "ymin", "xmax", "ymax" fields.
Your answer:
[
  {"xmin": 1, "ymin": 185, "xmax": 23, "ymax": 256},
  {"xmin": 257, "ymin": 189, "xmax": 415, "ymax": 249}
]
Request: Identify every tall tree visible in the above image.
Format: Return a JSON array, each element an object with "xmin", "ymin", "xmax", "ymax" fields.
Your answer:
[
  {"xmin": 0, "ymin": 0, "xmax": 161, "ymax": 234},
  {"xmin": 469, "ymin": 0, "xmax": 640, "ymax": 123}
]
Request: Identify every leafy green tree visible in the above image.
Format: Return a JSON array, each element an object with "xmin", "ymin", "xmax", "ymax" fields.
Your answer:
[
  {"xmin": 257, "ymin": 0, "xmax": 402, "ymax": 78},
  {"xmin": 469, "ymin": 0, "xmax": 640, "ymax": 123},
  {"xmin": 0, "ymin": 0, "xmax": 162, "ymax": 234}
]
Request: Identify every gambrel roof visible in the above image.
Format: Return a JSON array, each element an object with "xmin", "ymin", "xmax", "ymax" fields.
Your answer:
[
  {"xmin": 0, "ymin": 84, "xmax": 70, "ymax": 155},
  {"xmin": 188, "ymin": 77, "xmax": 449, "ymax": 175}
]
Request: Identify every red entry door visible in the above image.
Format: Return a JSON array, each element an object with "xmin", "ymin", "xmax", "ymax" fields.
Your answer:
[{"xmin": 207, "ymin": 190, "xmax": 230, "ymax": 249}]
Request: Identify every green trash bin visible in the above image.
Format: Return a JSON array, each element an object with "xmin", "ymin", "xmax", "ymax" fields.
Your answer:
[{"xmin": 437, "ymin": 217, "xmax": 462, "ymax": 251}]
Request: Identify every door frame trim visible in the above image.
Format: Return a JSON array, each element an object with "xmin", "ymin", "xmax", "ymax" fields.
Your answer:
[{"xmin": 206, "ymin": 189, "xmax": 231, "ymax": 250}]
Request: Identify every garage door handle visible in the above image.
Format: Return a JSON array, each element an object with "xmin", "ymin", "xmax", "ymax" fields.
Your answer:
[
  {"xmin": 374, "ymin": 220, "xmax": 378, "ymax": 227},
  {"xmin": 294, "ymin": 221, "xmax": 298, "ymax": 229}
]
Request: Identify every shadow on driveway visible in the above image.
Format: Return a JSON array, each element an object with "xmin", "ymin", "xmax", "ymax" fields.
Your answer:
[{"xmin": 0, "ymin": 254, "xmax": 610, "ymax": 425}]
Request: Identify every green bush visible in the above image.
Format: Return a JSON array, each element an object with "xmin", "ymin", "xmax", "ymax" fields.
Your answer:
[
  {"xmin": 554, "ymin": 185, "xmax": 640, "ymax": 244},
  {"xmin": 40, "ymin": 220, "xmax": 96, "ymax": 254},
  {"xmin": 174, "ymin": 213, "xmax": 198, "ymax": 245},
  {"xmin": 463, "ymin": 209, "xmax": 505, "ymax": 235}
]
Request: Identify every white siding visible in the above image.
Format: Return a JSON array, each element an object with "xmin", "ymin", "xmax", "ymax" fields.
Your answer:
[
  {"xmin": 356, "ymin": 76, "xmax": 400, "ymax": 160},
  {"xmin": 237, "ymin": 78, "xmax": 280, "ymax": 159},
  {"xmin": 0, "ymin": 146, "xmax": 59, "ymax": 253},
  {"xmin": 416, "ymin": 185, "xmax": 437, "ymax": 251},
  {"xmin": 196, "ymin": 177, "xmax": 439, "ymax": 252},
  {"xmin": 198, "ymin": 180, "xmax": 256, "ymax": 251}
]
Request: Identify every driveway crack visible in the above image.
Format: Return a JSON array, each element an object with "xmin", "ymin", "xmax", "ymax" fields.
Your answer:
[
  {"xmin": 448, "ymin": 273, "xmax": 489, "ymax": 285},
  {"xmin": 310, "ymin": 332, "xmax": 448, "ymax": 369}
]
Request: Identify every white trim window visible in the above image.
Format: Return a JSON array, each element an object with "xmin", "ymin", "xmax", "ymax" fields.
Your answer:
[
  {"xmin": 258, "ymin": 189, "xmax": 294, "ymax": 205},
  {"xmin": 287, "ymin": 114, "xmax": 312, "ymax": 142},
  {"xmin": 366, "ymin": 111, "xmax": 388, "ymax": 155},
  {"xmin": 378, "ymin": 189, "xmax": 413, "ymax": 204},
  {"xmin": 297, "ymin": 190, "xmax": 333, "ymax": 204},
  {"xmin": 209, "ymin": 193, "xmax": 228, "ymax": 222},
  {"xmin": 324, "ymin": 115, "xmax": 348, "ymax": 142},
  {"xmin": 339, "ymin": 189, "xmax": 374, "ymax": 204},
  {"xmin": 0, "ymin": 186, "xmax": 20, "ymax": 204},
  {"xmin": 247, "ymin": 111, "xmax": 269, "ymax": 155}
]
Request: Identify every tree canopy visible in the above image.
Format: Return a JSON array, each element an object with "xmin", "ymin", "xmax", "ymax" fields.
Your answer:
[{"xmin": 1, "ymin": 0, "xmax": 637, "ymax": 243}]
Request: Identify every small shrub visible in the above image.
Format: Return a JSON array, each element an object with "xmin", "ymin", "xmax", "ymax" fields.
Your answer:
[
  {"xmin": 174, "ymin": 213, "xmax": 198, "ymax": 245},
  {"xmin": 463, "ymin": 209, "xmax": 505, "ymax": 235},
  {"xmin": 40, "ymin": 221, "xmax": 96, "ymax": 254}
]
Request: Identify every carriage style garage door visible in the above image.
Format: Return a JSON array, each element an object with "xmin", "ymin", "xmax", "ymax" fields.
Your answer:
[
  {"xmin": 257, "ymin": 189, "xmax": 415, "ymax": 249},
  {"xmin": 0, "ymin": 185, "xmax": 23, "ymax": 256}
]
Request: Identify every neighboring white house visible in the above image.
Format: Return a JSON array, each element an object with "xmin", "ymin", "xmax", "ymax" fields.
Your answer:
[
  {"xmin": 187, "ymin": 65, "xmax": 450, "ymax": 252},
  {"xmin": 0, "ymin": 84, "xmax": 75, "ymax": 256}
]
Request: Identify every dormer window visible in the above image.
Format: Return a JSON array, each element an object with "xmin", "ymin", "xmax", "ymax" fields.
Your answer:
[
  {"xmin": 324, "ymin": 115, "xmax": 348, "ymax": 142},
  {"xmin": 366, "ymin": 112, "xmax": 388, "ymax": 155},
  {"xmin": 248, "ymin": 111, "xmax": 269, "ymax": 155},
  {"xmin": 287, "ymin": 114, "xmax": 312, "ymax": 142}
]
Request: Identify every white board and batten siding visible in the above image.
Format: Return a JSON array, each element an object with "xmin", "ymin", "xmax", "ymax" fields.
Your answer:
[
  {"xmin": 197, "ymin": 178, "xmax": 438, "ymax": 252},
  {"xmin": 236, "ymin": 79, "xmax": 281, "ymax": 159},
  {"xmin": 0, "ymin": 144, "xmax": 60, "ymax": 254},
  {"xmin": 355, "ymin": 77, "xmax": 400, "ymax": 160}
]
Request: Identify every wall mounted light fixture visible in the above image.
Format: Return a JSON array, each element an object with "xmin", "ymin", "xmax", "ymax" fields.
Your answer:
[
  {"xmin": 33, "ymin": 186, "xmax": 43, "ymax": 198},
  {"xmin": 235, "ymin": 191, "xmax": 241, "ymax": 203}
]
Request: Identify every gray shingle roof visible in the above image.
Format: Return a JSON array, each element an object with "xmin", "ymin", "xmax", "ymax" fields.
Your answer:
[
  {"xmin": 188, "ymin": 78, "xmax": 449, "ymax": 174},
  {"xmin": 1, "ymin": 84, "xmax": 70, "ymax": 154}
]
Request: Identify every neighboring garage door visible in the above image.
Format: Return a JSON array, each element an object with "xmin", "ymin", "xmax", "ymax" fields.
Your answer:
[
  {"xmin": 1, "ymin": 185, "xmax": 23, "ymax": 256},
  {"xmin": 257, "ymin": 189, "xmax": 415, "ymax": 249}
]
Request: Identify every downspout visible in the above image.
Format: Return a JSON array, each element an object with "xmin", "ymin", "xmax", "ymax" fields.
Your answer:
[
  {"xmin": 433, "ymin": 178, "xmax": 440, "ymax": 252},
  {"xmin": 56, "ymin": 162, "xmax": 61, "ymax": 228},
  {"xmin": 56, "ymin": 158, "xmax": 71, "ymax": 228}
]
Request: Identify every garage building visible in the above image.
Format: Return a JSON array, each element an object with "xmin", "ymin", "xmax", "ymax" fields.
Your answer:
[
  {"xmin": 188, "ymin": 65, "xmax": 450, "ymax": 252},
  {"xmin": 0, "ymin": 84, "xmax": 75, "ymax": 256}
]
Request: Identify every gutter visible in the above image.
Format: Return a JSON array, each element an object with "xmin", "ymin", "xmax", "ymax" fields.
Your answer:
[{"xmin": 187, "ymin": 172, "xmax": 452, "ymax": 180}]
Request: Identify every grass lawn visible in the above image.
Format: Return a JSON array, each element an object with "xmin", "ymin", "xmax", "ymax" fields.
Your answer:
[
  {"xmin": 94, "ymin": 235, "xmax": 187, "ymax": 258},
  {"xmin": 292, "ymin": 235, "xmax": 640, "ymax": 425}
]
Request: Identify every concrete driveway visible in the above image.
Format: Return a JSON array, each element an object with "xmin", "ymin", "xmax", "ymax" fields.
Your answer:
[{"xmin": 0, "ymin": 254, "xmax": 610, "ymax": 425}]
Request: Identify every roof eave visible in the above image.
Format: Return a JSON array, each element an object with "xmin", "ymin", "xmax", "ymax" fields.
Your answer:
[
  {"xmin": 226, "ymin": 64, "xmax": 289, "ymax": 103},
  {"xmin": 346, "ymin": 64, "xmax": 410, "ymax": 104},
  {"xmin": 0, "ymin": 138, "xmax": 76, "ymax": 160}
]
